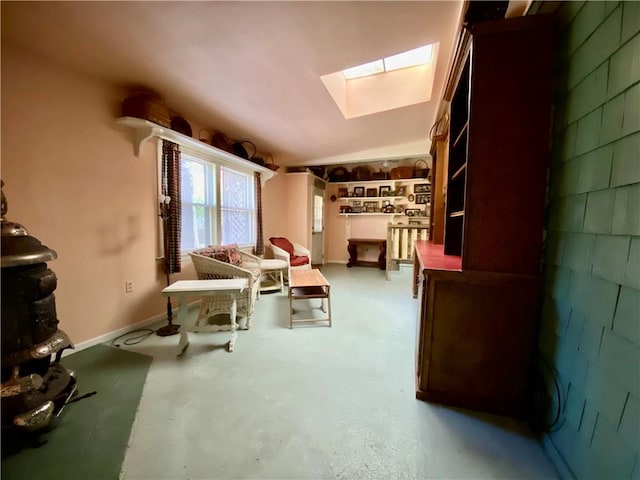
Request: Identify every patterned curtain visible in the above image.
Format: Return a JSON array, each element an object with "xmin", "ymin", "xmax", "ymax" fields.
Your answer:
[
  {"xmin": 162, "ymin": 140, "xmax": 181, "ymax": 273},
  {"xmin": 254, "ymin": 172, "xmax": 264, "ymax": 256}
]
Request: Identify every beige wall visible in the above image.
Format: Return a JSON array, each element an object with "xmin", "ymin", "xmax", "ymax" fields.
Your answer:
[
  {"xmin": 0, "ymin": 43, "xmax": 283, "ymax": 345},
  {"xmin": 284, "ymin": 173, "xmax": 312, "ymax": 248},
  {"xmin": 1, "ymin": 42, "xmax": 398, "ymax": 346},
  {"xmin": 261, "ymin": 172, "xmax": 287, "ymax": 254}
]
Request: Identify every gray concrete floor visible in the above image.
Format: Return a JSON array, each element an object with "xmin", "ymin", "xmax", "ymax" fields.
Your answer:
[{"xmin": 119, "ymin": 264, "xmax": 558, "ymax": 479}]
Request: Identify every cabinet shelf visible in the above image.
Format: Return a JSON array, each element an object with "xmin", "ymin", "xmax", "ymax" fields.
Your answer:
[
  {"xmin": 451, "ymin": 163, "xmax": 467, "ymax": 181},
  {"xmin": 451, "ymin": 122, "xmax": 469, "ymax": 149}
]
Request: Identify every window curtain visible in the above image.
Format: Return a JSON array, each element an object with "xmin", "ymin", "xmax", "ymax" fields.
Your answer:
[
  {"xmin": 162, "ymin": 140, "xmax": 182, "ymax": 273},
  {"xmin": 254, "ymin": 172, "xmax": 264, "ymax": 256}
]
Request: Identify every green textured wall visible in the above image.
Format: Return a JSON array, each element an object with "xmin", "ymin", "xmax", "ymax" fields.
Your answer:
[{"xmin": 537, "ymin": 1, "xmax": 639, "ymax": 478}]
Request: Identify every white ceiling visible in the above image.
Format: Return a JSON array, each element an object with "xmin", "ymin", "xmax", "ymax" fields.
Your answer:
[{"xmin": 1, "ymin": 1, "xmax": 466, "ymax": 166}]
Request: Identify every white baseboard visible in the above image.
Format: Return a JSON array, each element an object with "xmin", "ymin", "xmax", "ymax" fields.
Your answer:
[
  {"xmin": 63, "ymin": 301, "xmax": 200, "ymax": 356},
  {"xmin": 541, "ymin": 433, "xmax": 574, "ymax": 480}
]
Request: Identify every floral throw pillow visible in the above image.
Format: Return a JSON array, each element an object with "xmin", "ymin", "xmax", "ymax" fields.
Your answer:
[{"xmin": 197, "ymin": 244, "xmax": 242, "ymax": 266}]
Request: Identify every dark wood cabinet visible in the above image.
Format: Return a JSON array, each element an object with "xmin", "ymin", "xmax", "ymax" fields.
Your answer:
[{"xmin": 414, "ymin": 14, "xmax": 554, "ymax": 418}]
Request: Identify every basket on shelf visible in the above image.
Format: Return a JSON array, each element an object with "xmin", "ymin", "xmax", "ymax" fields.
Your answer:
[
  {"xmin": 351, "ymin": 166, "xmax": 371, "ymax": 181},
  {"xmin": 265, "ymin": 154, "xmax": 280, "ymax": 171},
  {"xmin": 413, "ymin": 159, "xmax": 430, "ymax": 178},
  {"xmin": 390, "ymin": 166, "xmax": 414, "ymax": 179},
  {"xmin": 328, "ymin": 167, "xmax": 351, "ymax": 183},
  {"xmin": 210, "ymin": 130, "xmax": 234, "ymax": 153},
  {"xmin": 372, "ymin": 169, "xmax": 388, "ymax": 180},
  {"xmin": 122, "ymin": 90, "xmax": 171, "ymax": 128}
]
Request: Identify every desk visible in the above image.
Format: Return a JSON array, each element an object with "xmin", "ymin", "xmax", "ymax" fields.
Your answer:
[
  {"xmin": 347, "ymin": 238, "xmax": 386, "ymax": 269},
  {"xmin": 162, "ymin": 279, "xmax": 248, "ymax": 354},
  {"xmin": 288, "ymin": 269, "xmax": 332, "ymax": 329}
]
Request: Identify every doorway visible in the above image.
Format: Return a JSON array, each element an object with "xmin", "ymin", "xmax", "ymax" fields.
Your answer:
[{"xmin": 311, "ymin": 187, "xmax": 324, "ymax": 265}]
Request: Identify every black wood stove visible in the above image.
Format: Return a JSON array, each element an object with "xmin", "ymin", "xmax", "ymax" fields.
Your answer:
[{"xmin": 1, "ymin": 182, "xmax": 78, "ymax": 434}]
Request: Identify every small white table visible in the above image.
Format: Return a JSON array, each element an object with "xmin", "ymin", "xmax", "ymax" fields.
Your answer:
[
  {"xmin": 162, "ymin": 279, "xmax": 248, "ymax": 354},
  {"xmin": 259, "ymin": 258, "xmax": 288, "ymax": 294}
]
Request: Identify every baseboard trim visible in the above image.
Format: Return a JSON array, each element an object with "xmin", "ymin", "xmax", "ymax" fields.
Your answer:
[
  {"xmin": 541, "ymin": 433, "xmax": 574, "ymax": 480},
  {"xmin": 63, "ymin": 301, "xmax": 200, "ymax": 356}
]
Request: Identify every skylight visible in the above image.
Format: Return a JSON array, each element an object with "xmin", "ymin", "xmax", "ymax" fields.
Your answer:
[
  {"xmin": 342, "ymin": 44, "xmax": 434, "ymax": 80},
  {"xmin": 321, "ymin": 42, "xmax": 439, "ymax": 119}
]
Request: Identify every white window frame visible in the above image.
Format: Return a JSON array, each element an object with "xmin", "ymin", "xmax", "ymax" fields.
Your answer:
[
  {"xmin": 219, "ymin": 166, "xmax": 256, "ymax": 247},
  {"xmin": 156, "ymin": 139, "xmax": 258, "ymax": 258},
  {"xmin": 180, "ymin": 153, "xmax": 217, "ymax": 251}
]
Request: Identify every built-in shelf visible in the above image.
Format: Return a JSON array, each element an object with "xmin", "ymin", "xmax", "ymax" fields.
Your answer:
[
  {"xmin": 340, "ymin": 196, "xmax": 404, "ymax": 201},
  {"xmin": 451, "ymin": 163, "xmax": 467, "ymax": 181},
  {"xmin": 451, "ymin": 122, "xmax": 469, "ymax": 149},
  {"xmin": 340, "ymin": 213, "xmax": 419, "ymax": 217},
  {"xmin": 116, "ymin": 116, "xmax": 275, "ymax": 183},
  {"xmin": 331, "ymin": 178, "xmax": 430, "ymax": 186}
]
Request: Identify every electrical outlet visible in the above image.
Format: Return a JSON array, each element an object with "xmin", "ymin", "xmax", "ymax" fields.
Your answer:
[{"xmin": 125, "ymin": 281, "xmax": 133, "ymax": 293}]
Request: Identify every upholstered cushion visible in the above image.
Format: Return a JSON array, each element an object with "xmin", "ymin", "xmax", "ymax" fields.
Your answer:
[
  {"xmin": 226, "ymin": 244, "xmax": 242, "ymax": 266},
  {"xmin": 196, "ymin": 244, "xmax": 242, "ymax": 266},
  {"xmin": 290, "ymin": 255, "xmax": 309, "ymax": 267},
  {"xmin": 269, "ymin": 237, "xmax": 294, "ymax": 256}
]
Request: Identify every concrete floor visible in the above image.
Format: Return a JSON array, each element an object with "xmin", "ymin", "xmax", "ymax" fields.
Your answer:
[{"xmin": 119, "ymin": 264, "xmax": 558, "ymax": 479}]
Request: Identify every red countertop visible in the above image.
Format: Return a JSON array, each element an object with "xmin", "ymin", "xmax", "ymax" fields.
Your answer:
[{"xmin": 414, "ymin": 240, "xmax": 462, "ymax": 272}]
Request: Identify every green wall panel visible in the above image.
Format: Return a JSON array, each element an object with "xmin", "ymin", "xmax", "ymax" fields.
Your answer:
[
  {"xmin": 538, "ymin": 1, "xmax": 639, "ymax": 478},
  {"xmin": 611, "ymin": 133, "xmax": 640, "ymax": 187}
]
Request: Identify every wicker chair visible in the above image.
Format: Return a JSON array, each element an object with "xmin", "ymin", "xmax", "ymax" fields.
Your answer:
[
  {"xmin": 269, "ymin": 237, "xmax": 311, "ymax": 282},
  {"xmin": 189, "ymin": 249, "xmax": 261, "ymax": 330}
]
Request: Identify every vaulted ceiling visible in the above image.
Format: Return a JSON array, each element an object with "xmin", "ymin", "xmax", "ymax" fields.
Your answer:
[{"xmin": 2, "ymin": 2, "xmax": 475, "ymax": 166}]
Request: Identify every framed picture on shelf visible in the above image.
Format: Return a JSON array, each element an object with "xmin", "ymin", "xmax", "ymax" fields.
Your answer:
[
  {"xmin": 409, "ymin": 219, "xmax": 422, "ymax": 225},
  {"xmin": 354, "ymin": 186, "xmax": 365, "ymax": 197},
  {"xmin": 366, "ymin": 188, "xmax": 377, "ymax": 197},
  {"xmin": 415, "ymin": 193, "xmax": 430, "ymax": 204},
  {"xmin": 352, "ymin": 200, "xmax": 362, "ymax": 206},
  {"xmin": 382, "ymin": 200, "xmax": 391, "ymax": 206},
  {"xmin": 405, "ymin": 208, "xmax": 421, "ymax": 217},
  {"xmin": 351, "ymin": 206, "xmax": 363, "ymax": 213},
  {"xmin": 395, "ymin": 186, "xmax": 406, "ymax": 197},
  {"xmin": 338, "ymin": 187, "xmax": 348, "ymax": 198},
  {"xmin": 383, "ymin": 204, "xmax": 396, "ymax": 213},
  {"xmin": 363, "ymin": 201, "xmax": 378, "ymax": 213},
  {"xmin": 414, "ymin": 183, "xmax": 430, "ymax": 193},
  {"xmin": 379, "ymin": 186, "xmax": 392, "ymax": 197},
  {"xmin": 339, "ymin": 205, "xmax": 352, "ymax": 213}
]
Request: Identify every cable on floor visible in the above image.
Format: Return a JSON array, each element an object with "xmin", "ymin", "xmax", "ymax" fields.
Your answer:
[{"xmin": 110, "ymin": 329, "xmax": 155, "ymax": 347}]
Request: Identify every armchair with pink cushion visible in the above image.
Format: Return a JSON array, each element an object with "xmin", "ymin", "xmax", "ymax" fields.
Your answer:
[{"xmin": 269, "ymin": 236, "xmax": 311, "ymax": 279}]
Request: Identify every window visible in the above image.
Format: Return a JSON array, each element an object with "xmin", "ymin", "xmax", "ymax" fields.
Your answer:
[
  {"xmin": 321, "ymin": 42, "xmax": 438, "ymax": 119},
  {"xmin": 342, "ymin": 44, "xmax": 434, "ymax": 79},
  {"xmin": 178, "ymin": 153, "xmax": 255, "ymax": 253},
  {"xmin": 220, "ymin": 166, "xmax": 255, "ymax": 245},
  {"xmin": 180, "ymin": 154, "xmax": 216, "ymax": 251},
  {"xmin": 313, "ymin": 193, "xmax": 324, "ymax": 232}
]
